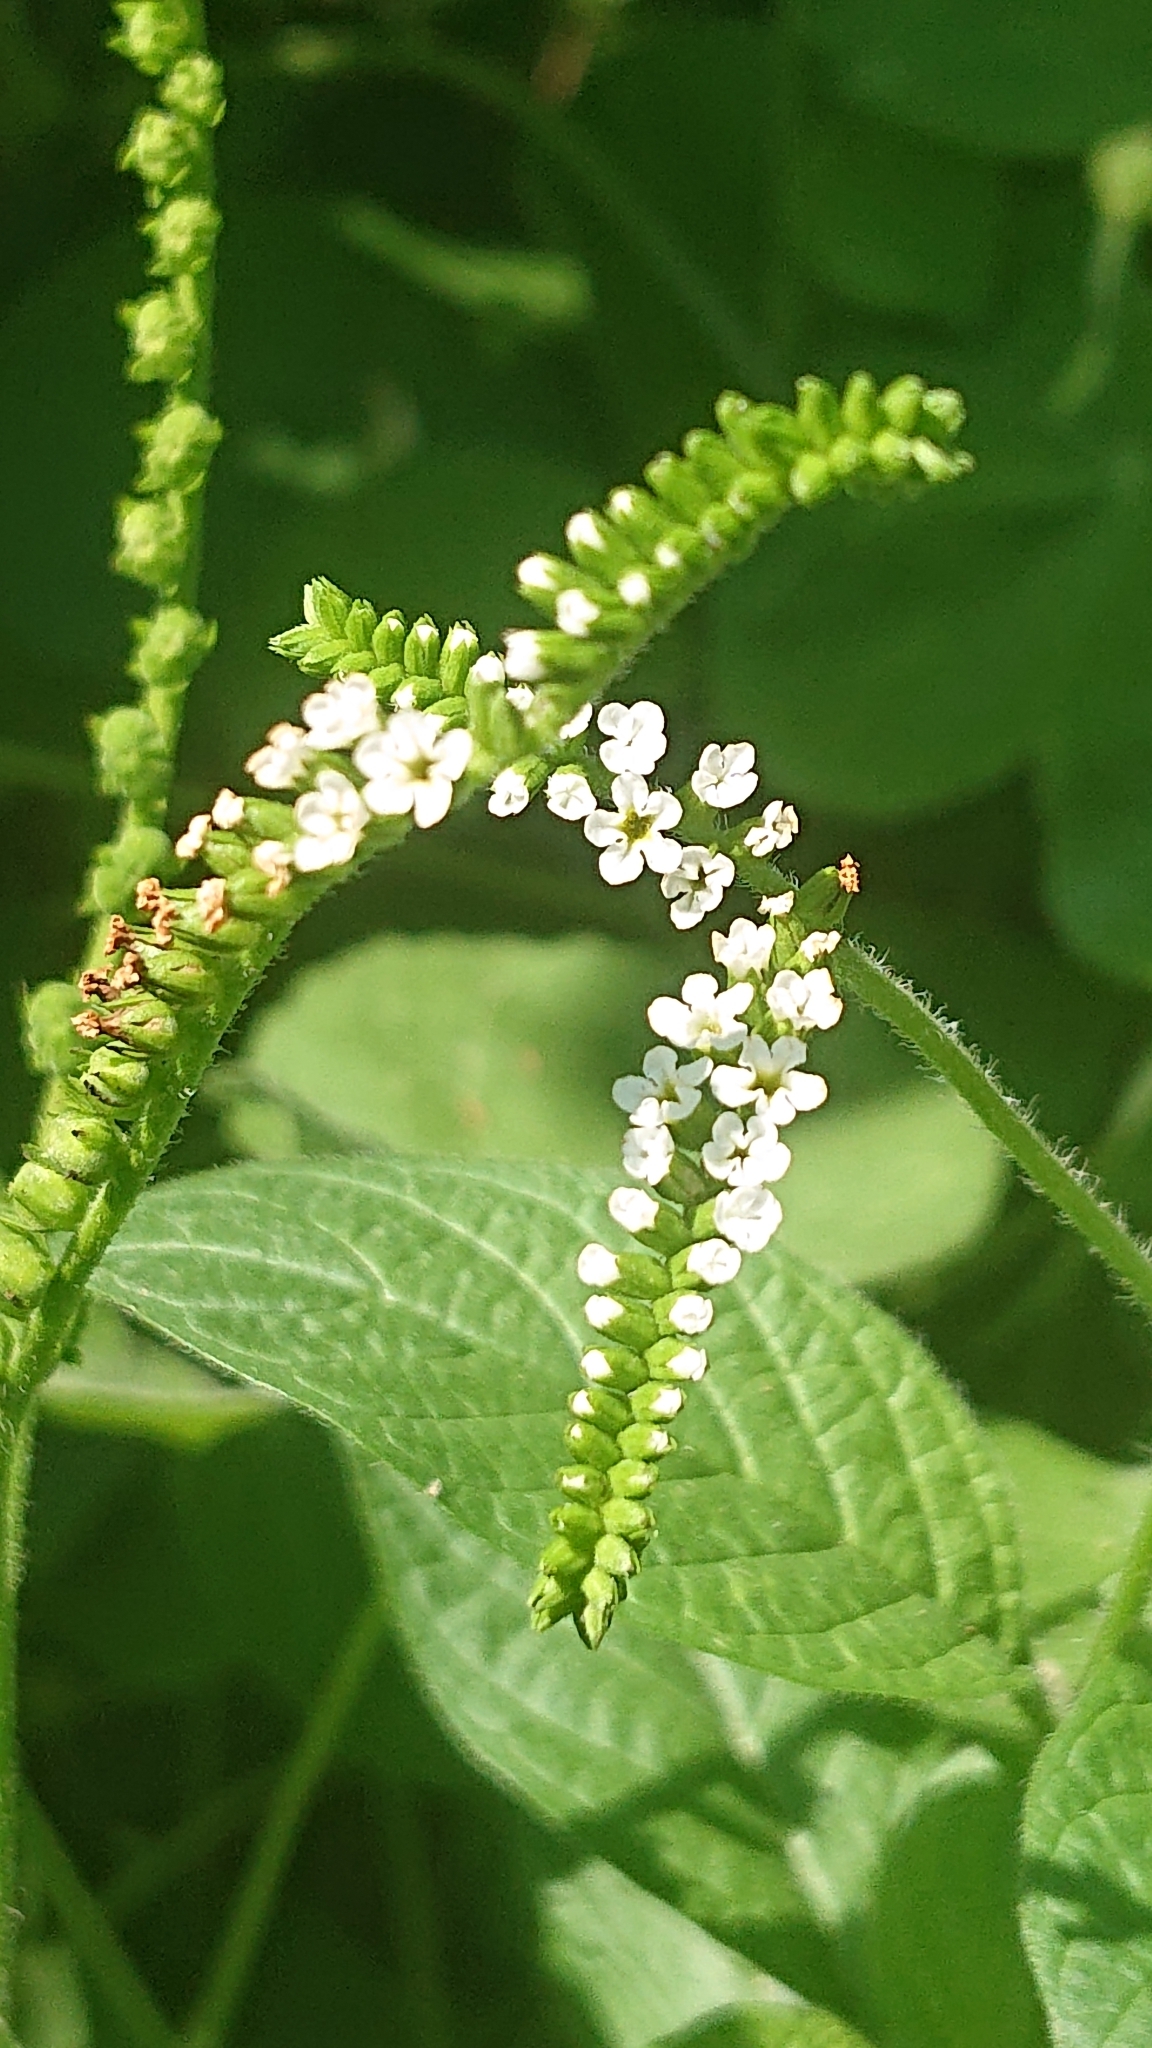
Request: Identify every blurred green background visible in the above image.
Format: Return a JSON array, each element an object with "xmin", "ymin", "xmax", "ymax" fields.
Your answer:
[{"xmin": 6, "ymin": 0, "xmax": 1152, "ymax": 2040}]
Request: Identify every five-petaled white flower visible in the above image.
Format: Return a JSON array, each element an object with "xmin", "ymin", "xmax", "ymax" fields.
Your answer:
[
  {"xmin": 546, "ymin": 770, "xmax": 596, "ymax": 821},
  {"xmin": 612, "ymin": 1047, "xmax": 712, "ymax": 1126},
  {"xmin": 583, "ymin": 774, "xmax": 683, "ymax": 885},
  {"xmin": 714, "ymin": 1184, "xmax": 784, "ymax": 1253},
  {"xmin": 667, "ymin": 1293, "xmax": 713, "ymax": 1335},
  {"xmin": 648, "ymin": 972, "xmax": 753, "ymax": 1053},
  {"xmin": 292, "ymin": 770, "xmax": 369, "ymax": 872},
  {"xmin": 661, "ymin": 846, "xmax": 735, "ymax": 930},
  {"xmin": 488, "ymin": 768, "xmax": 531, "ymax": 818},
  {"xmin": 711, "ymin": 918, "xmax": 776, "ymax": 980},
  {"xmin": 608, "ymin": 1185, "xmax": 659, "ymax": 1234},
  {"xmin": 798, "ymin": 929, "xmax": 841, "ymax": 963},
  {"xmin": 765, "ymin": 968, "xmax": 843, "ymax": 1033},
  {"xmin": 597, "ymin": 700, "xmax": 667, "ymax": 776},
  {"xmin": 745, "ymin": 800, "xmax": 799, "ymax": 856},
  {"xmin": 710, "ymin": 1033, "xmax": 829, "ymax": 1122},
  {"xmin": 245, "ymin": 721, "xmax": 314, "ymax": 790},
  {"xmin": 685, "ymin": 1238, "xmax": 742, "ymax": 1285},
  {"xmin": 702, "ymin": 1109, "xmax": 792, "ymax": 1185},
  {"xmin": 354, "ymin": 712, "xmax": 472, "ymax": 829},
  {"xmin": 301, "ymin": 672, "xmax": 380, "ymax": 750},
  {"xmin": 621, "ymin": 1122, "xmax": 675, "ymax": 1185},
  {"xmin": 691, "ymin": 741, "xmax": 758, "ymax": 808},
  {"xmin": 577, "ymin": 1244, "xmax": 621, "ymax": 1287}
]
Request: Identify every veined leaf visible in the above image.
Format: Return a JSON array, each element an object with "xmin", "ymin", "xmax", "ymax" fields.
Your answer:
[
  {"xmin": 94, "ymin": 1156, "xmax": 1023, "ymax": 1700},
  {"xmin": 651, "ymin": 2007, "xmax": 876, "ymax": 2048}
]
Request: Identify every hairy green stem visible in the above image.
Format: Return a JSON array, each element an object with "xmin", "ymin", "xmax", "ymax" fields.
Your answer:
[
  {"xmin": 183, "ymin": 1599, "xmax": 387, "ymax": 2048},
  {"xmin": 0, "ymin": 1407, "xmax": 32, "ymax": 2042},
  {"xmin": 838, "ymin": 941, "xmax": 1152, "ymax": 1324}
]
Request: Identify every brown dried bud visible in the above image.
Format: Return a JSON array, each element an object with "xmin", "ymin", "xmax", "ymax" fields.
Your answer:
[
  {"xmin": 72, "ymin": 1010, "xmax": 106, "ymax": 1041},
  {"xmin": 79, "ymin": 972, "xmax": 116, "ymax": 1002},
  {"xmin": 105, "ymin": 914, "xmax": 134, "ymax": 956},
  {"xmin": 196, "ymin": 876, "xmax": 228, "ymax": 934},
  {"xmin": 837, "ymin": 854, "xmax": 861, "ymax": 895}
]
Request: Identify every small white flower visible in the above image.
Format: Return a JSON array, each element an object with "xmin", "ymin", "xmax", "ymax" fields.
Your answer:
[
  {"xmin": 597, "ymin": 700, "xmax": 667, "ymax": 776},
  {"xmin": 711, "ymin": 917, "xmax": 776, "ymax": 979},
  {"xmin": 765, "ymin": 968, "xmax": 843, "ymax": 1033},
  {"xmin": 691, "ymin": 741, "xmax": 758, "ymax": 808},
  {"xmin": 581, "ymin": 1348, "xmax": 615, "ymax": 1383},
  {"xmin": 667, "ymin": 1293, "xmax": 713, "ymax": 1335},
  {"xmin": 798, "ymin": 929, "xmax": 841, "ymax": 963},
  {"xmin": 612, "ymin": 1046, "xmax": 712, "ymax": 1126},
  {"xmin": 566, "ymin": 512, "xmax": 604, "ymax": 552},
  {"xmin": 556, "ymin": 589, "xmax": 600, "ymax": 637},
  {"xmin": 245, "ymin": 721, "xmax": 314, "ymax": 790},
  {"xmin": 211, "ymin": 787, "xmax": 244, "ymax": 829},
  {"xmin": 546, "ymin": 770, "xmax": 597, "ymax": 822},
  {"xmin": 583, "ymin": 773, "xmax": 683, "ymax": 885},
  {"xmin": 505, "ymin": 684, "xmax": 535, "ymax": 712},
  {"xmin": 662, "ymin": 1344, "xmax": 708, "ymax": 1381},
  {"xmin": 354, "ymin": 711, "xmax": 473, "ymax": 830},
  {"xmin": 661, "ymin": 846, "xmax": 735, "ymax": 930},
  {"xmin": 585, "ymin": 1294, "xmax": 625, "ymax": 1331},
  {"xmin": 648, "ymin": 972, "xmax": 753, "ymax": 1053},
  {"xmin": 558, "ymin": 701, "xmax": 593, "ymax": 740},
  {"xmin": 622, "ymin": 1123, "xmax": 675, "ymax": 1185},
  {"xmin": 488, "ymin": 768, "xmax": 531, "ymax": 818},
  {"xmin": 504, "ymin": 631, "xmax": 546, "ymax": 682},
  {"xmin": 292, "ymin": 769, "xmax": 368, "ymax": 872},
  {"xmin": 517, "ymin": 553, "xmax": 560, "ymax": 592},
  {"xmin": 470, "ymin": 653, "xmax": 506, "ymax": 687},
  {"xmin": 759, "ymin": 891, "xmax": 795, "ymax": 916},
  {"xmin": 251, "ymin": 839, "xmax": 293, "ymax": 895},
  {"xmin": 301, "ymin": 672, "xmax": 380, "ymax": 750},
  {"xmin": 714, "ymin": 1184, "xmax": 784, "ymax": 1253},
  {"xmin": 654, "ymin": 540, "xmax": 682, "ymax": 570},
  {"xmin": 710, "ymin": 1034, "xmax": 828, "ymax": 1123},
  {"xmin": 745, "ymin": 801, "xmax": 799, "ymax": 856},
  {"xmin": 685, "ymin": 1238, "xmax": 742, "ymax": 1285},
  {"xmin": 175, "ymin": 812, "xmax": 210, "ymax": 859},
  {"xmin": 617, "ymin": 571, "xmax": 652, "ymax": 607},
  {"xmin": 577, "ymin": 1244, "xmax": 621, "ymax": 1287},
  {"xmin": 390, "ymin": 682, "xmax": 417, "ymax": 711},
  {"xmin": 645, "ymin": 1385, "xmax": 685, "ymax": 1418},
  {"xmin": 702, "ymin": 1108, "xmax": 792, "ymax": 1184},
  {"xmin": 608, "ymin": 1186, "xmax": 659, "ymax": 1234}
]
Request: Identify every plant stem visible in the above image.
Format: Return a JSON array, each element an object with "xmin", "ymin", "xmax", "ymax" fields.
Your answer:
[
  {"xmin": 20, "ymin": 1789, "xmax": 179, "ymax": 2048},
  {"xmin": 838, "ymin": 940, "xmax": 1152, "ymax": 1325},
  {"xmin": 183, "ymin": 1598, "xmax": 387, "ymax": 2048},
  {"xmin": 1082, "ymin": 1482, "xmax": 1152, "ymax": 1685},
  {"xmin": 0, "ymin": 1402, "xmax": 32, "ymax": 2045}
]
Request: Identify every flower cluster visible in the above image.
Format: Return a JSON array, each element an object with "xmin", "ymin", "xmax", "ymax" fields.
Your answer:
[{"xmin": 530, "ymin": 886, "xmax": 848, "ymax": 1649}]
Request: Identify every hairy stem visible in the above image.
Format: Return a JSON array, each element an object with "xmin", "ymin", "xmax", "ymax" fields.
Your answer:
[{"xmin": 838, "ymin": 941, "xmax": 1152, "ymax": 1324}]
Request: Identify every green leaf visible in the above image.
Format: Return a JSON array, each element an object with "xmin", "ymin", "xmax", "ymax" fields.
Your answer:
[
  {"xmin": 95, "ymin": 1155, "xmax": 1024, "ymax": 1701},
  {"xmin": 38, "ymin": 1302, "xmax": 275, "ymax": 1449},
  {"xmin": 652, "ymin": 2007, "xmax": 876, "ymax": 2048},
  {"xmin": 337, "ymin": 198, "xmax": 592, "ymax": 327},
  {"xmin": 1021, "ymin": 1648, "xmax": 1152, "ymax": 2047}
]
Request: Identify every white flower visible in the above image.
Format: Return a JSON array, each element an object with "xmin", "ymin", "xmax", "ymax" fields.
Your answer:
[
  {"xmin": 745, "ymin": 801, "xmax": 799, "ymax": 856},
  {"xmin": 710, "ymin": 1034, "xmax": 828, "ymax": 1123},
  {"xmin": 581, "ymin": 1348, "xmax": 616, "ymax": 1383},
  {"xmin": 617, "ymin": 571, "xmax": 652, "ymax": 607},
  {"xmin": 655, "ymin": 540, "xmax": 682, "ymax": 570},
  {"xmin": 505, "ymin": 683, "xmax": 535, "ymax": 711},
  {"xmin": 211, "ymin": 787, "xmax": 244, "ymax": 829},
  {"xmin": 391, "ymin": 682, "xmax": 417, "ymax": 710},
  {"xmin": 662, "ymin": 1344, "xmax": 708, "ymax": 1381},
  {"xmin": 488, "ymin": 768, "xmax": 531, "ymax": 818},
  {"xmin": 556, "ymin": 589, "xmax": 600, "ymax": 637},
  {"xmin": 702, "ymin": 1108, "xmax": 792, "ymax": 1184},
  {"xmin": 644, "ymin": 1385, "xmax": 685, "ymax": 1418},
  {"xmin": 251, "ymin": 839, "xmax": 293, "ymax": 895},
  {"xmin": 765, "ymin": 968, "xmax": 843, "ymax": 1034},
  {"xmin": 585, "ymin": 1295, "xmax": 625, "ymax": 1331},
  {"xmin": 685, "ymin": 1238, "xmax": 742, "ymax": 1285},
  {"xmin": 583, "ymin": 774, "xmax": 683, "ymax": 885},
  {"xmin": 354, "ymin": 711, "xmax": 473, "ymax": 829},
  {"xmin": 711, "ymin": 917, "xmax": 776, "ymax": 979},
  {"xmin": 546, "ymin": 770, "xmax": 596, "ymax": 821},
  {"xmin": 292, "ymin": 770, "xmax": 368, "ymax": 872},
  {"xmin": 608, "ymin": 1186, "xmax": 659, "ymax": 1234},
  {"xmin": 504, "ymin": 631, "xmax": 546, "ymax": 682},
  {"xmin": 667, "ymin": 1293, "xmax": 713, "ymax": 1335},
  {"xmin": 648, "ymin": 972, "xmax": 753, "ymax": 1053},
  {"xmin": 558, "ymin": 701, "xmax": 593, "ymax": 740},
  {"xmin": 301, "ymin": 672, "xmax": 380, "ymax": 750},
  {"xmin": 175, "ymin": 812, "xmax": 210, "ymax": 859},
  {"xmin": 798, "ymin": 929, "xmax": 841, "ymax": 963},
  {"xmin": 517, "ymin": 553, "xmax": 560, "ymax": 593},
  {"xmin": 612, "ymin": 1047, "xmax": 712, "ymax": 1126},
  {"xmin": 622, "ymin": 1123, "xmax": 675, "ymax": 1185},
  {"xmin": 760, "ymin": 891, "xmax": 795, "ymax": 916},
  {"xmin": 577, "ymin": 1243, "xmax": 621, "ymax": 1287},
  {"xmin": 661, "ymin": 846, "xmax": 735, "ymax": 930},
  {"xmin": 691, "ymin": 741, "xmax": 758, "ymax": 808},
  {"xmin": 470, "ymin": 653, "xmax": 506, "ymax": 687},
  {"xmin": 245, "ymin": 721, "xmax": 314, "ymax": 790},
  {"xmin": 597, "ymin": 700, "xmax": 667, "ymax": 776},
  {"xmin": 714, "ymin": 1184, "xmax": 783, "ymax": 1253},
  {"xmin": 566, "ymin": 512, "xmax": 605, "ymax": 553}
]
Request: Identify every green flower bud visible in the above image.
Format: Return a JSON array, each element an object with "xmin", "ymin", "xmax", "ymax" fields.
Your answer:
[
  {"xmin": 604, "ymin": 483, "xmax": 671, "ymax": 551},
  {"xmin": 10, "ymin": 1161, "xmax": 94, "ymax": 1232},
  {"xmin": 868, "ymin": 430, "xmax": 916, "ymax": 482},
  {"xmin": 644, "ymin": 451, "xmax": 712, "ymax": 521},
  {"xmin": 579, "ymin": 1344, "xmax": 649, "ymax": 1393},
  {"xmin": 563, "ymin": 1420, "xmax": 621, "ymax": 1471},
  {"xmin": 113, "ymin": 492, "xmax": 188, "ymax": 591},
  {"xmin": 555, "ymin": 1465, "xmax": 608, "ymax": 1505},
  {"xmin": 910, "ymin": 437, "xmax": 974, "ymax": 485},
  {"xmin": 600, "ymin": 1496, "xmax": 655, "ymax": 1543},
  {"xmin": 528, "ymin": 1573, "xmax": 577, "ymax": 1629},
  {"xmin": 119, "ymin": 274, "xmax": 201, "ymax": 384},
  {"xmin": 540, "ymin": 1535, "xmax": 594, "ymax": 1578},
  {"xmin": 611, "ymin": 1251, "xmax": 670, "ymax": 1301},
  {"xmin": 618, "ymin": 1421, "xmax": 675, "ymax": 1461},
  {"xmin": 682, "ymin": 428, "xmax": 743, "ymax": 496},
  {"xmin": 795, "ymin": 375, "xmax": 841, "ymax": 450},
  {"xmin": 465, "ymin": 660, "xmax": 521, "ymax": 763},
  {"xmin": 594, "ymin": 1533, "xmax": 639, "ymax": 1579},
  {"xmin": 127, "ymin": 606, "xmax": 216, "ymax": 690},
  {"xmin": 794, "ymin": 865, "xmax": 846, "ymax": 923},
  {"xmin": 339, "ymin": 598, "xmax": 377, "ymax": 656},
  {"xmin": 304, "ymin": 576, "xmax": 352, "ymax": 636},
  {"xmin": 606, "ymin": 1459, "xmax": 658, "ymax": 1499},
  {"xmin": 135, "ymin": 944, "xmax": 212, "ymax": 999},
  {"xmin": 104, "ymin": 995, "xmax": 179, "ymax": 1054},
  {"xmin": 568, "ymin": 1385, "xmax": 630, "ymax": 1432},
  {"xmin": 160, "ymin": 53, "xmax": 225, "ymax": 128},
  {"xmin": 920, "ymin": 386, "xmax": 966, "ymax": 440},
  {"xmin": 628, "ymin": 1204, "xmax": 692, "ymax": 1257},
  {"xmin": 878, "ymin": 374, "xmax": 926, "ymax": 435},
  {"xmin": 549, "ymin": 1501, "xmax": 603, "ymax": 1544},
  {"xmin": 827, "ymin": 434, "xmax": 868, "ymax": 481},
  {"xmin": 134, "ymin": 399, "xmax": 222, "ymax": 494},
  {"xmin": 142, "ymin": 195, "xmax": 221, "ymax": 278},
  {"xmin": 438, "ymin": 622, "xmax": 480, "ymax": 693},
  {"xmin": 32, "ymin": 1112, "xmax": 121, "ymax": 1185},
  {"xmin": 83, "ymin": 826, "xmax": 175, "ymax": 915},
  {"xmin": 839, "ymin": 370, "xmax": 881, "ymax": 441},
  {"xmin": 788, "ymin": 451, "xmax": 836, "ymax": 506},
  {"xmin": 82, "ymin": 1046, "xmax": 152, "ymax": 1115},
  {"xmin": 585, "ymin": 1298, "xmax": 659, "ymax": 1353},
  {"xmin": 23, "ymin": 982, "xmax": 87, "ymax": 1077},
  {"xmin": 118, "ymin": 106, "xmax": 201, "ymax": 198},
  {"xmin": 108, "ymin": 0, "xmax": 197, "ymax": 76},
  {"xmin": 371, "ymin": 610, "xmax": 406, "ymax": 666},
  {"xmin": 90, "ymin": 705, "xmax": 167, "ymax": 801},
  {"xmin": 0, "ymin": 1224, "xmax": 53, "ymax": 1317},
  {"xmin": 577, "ymin": 1565, "xmax": 619, "ymax": 1644},
  {"xmin": 404, "ymin": 617, "xmax": 441, "ymax": 677}
]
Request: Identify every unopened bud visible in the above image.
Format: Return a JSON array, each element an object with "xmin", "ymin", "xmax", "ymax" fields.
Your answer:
[
  {"xmin": 160, "ymin": 53, "xmax": 225, "ymax": 128},
  {"xmin": 127, "ymin": 605, "xmax": 216, "ymax": 690},
  {"xmin": 113, "ymin": 492, "xmax": 188, "ymax": 591},
  {"xmin": 119, "ymin": 275, "xmax": 201, "ymax": 384},
  {"xmin": 0, "ymin": 1224, "xmax": 53, "ymax": 1316},
  {"xmin": 794, "ymin": 375, "xmax": 841, "ymax": 449},
  {"xmin": 10, "ymin": 1161, "xmax": 93, "ymax": 1232},
  {"xmin": 83, "ymin": 827, "xmax": 175, "ymax": 915},
  {"xmin": 23, "ymin": 982, "xmax": 88, "ymax": 1077},
  {"xmin": 118, "ymin": 106, "xmax": 200, "ymax": 198},
  {"xmin": 143, "ymin": 195, "xmax": 221, "ymax": 278},
  {"xmin": 109, "ymin": 0, "xmax": 197, "ymax": 76},
  {"xmin": 90, "ymin": 706, "xmax": 167, "ymax": 800},
  {"xmin": 135, "ymin": 399, "xmax": 222, "ymax": 493}
]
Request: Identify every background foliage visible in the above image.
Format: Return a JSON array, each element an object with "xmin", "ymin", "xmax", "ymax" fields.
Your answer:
[{"xmin": 5, "ymin": 0, "xmax": 1152, "ymax": 2040}]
